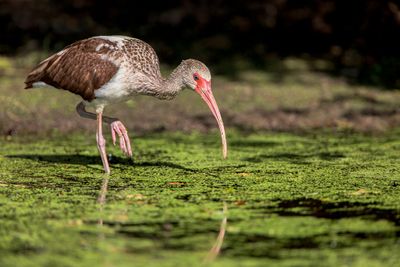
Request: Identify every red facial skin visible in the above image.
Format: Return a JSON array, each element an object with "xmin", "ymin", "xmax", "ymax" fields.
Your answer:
[{"xmin": 194, "ymin": 73, "xmax": 227, "ymax": 159}]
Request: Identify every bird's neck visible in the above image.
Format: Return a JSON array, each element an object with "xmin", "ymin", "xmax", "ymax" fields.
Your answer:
[{"xmin": 158, "ymin": 62, "xmax": 186, "ymax": 99}]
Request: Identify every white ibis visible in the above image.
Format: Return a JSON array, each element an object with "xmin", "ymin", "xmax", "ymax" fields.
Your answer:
[{"xmin": 24, "ymin": 36, "xmax": 227, "ymax": 174}]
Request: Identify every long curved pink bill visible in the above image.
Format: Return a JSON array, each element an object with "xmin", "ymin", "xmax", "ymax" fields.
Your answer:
[{"xmin": 196, "ymin": 81, "xmax": 227, "ymax": 159}]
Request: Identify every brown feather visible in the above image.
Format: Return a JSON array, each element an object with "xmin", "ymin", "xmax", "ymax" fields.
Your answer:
[{"xmin": 24, "ymin": 38, "xmax": 119, "ymax": 101}]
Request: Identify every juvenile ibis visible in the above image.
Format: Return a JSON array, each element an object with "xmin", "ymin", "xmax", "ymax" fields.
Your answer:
[{"xmin": 24, "ymin": 36, "xmax": 227, "ymax": 174}]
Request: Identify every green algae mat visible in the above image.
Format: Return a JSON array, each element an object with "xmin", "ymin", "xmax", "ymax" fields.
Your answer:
[{"xmin": 0, "ymin": 131, "xmax": 399, "ymax": 267}]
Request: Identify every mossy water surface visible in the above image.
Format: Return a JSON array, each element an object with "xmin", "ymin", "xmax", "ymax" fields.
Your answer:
[{"xmin": 0, "ymin": 131, "xmax": 399, "ymax": 267}]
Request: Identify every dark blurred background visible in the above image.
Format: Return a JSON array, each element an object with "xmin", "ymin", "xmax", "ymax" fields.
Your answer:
[{"xmin": 1, "ymin": 0, "xmax": 400, "ymax": 88}]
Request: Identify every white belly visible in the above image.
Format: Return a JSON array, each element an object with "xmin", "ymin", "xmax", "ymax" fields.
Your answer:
[
  {"xmin": 95, "ymin": 68, "xmax": 160, "ymax": 104},
  {"xmin": 94, "ymin": 67, "xmax": 131, "ymax": 101}
]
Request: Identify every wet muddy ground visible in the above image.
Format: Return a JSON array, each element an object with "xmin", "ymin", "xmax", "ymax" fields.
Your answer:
[{"xmin": 0, "ymin": 131, "xmax": 399, "ymax": 266}]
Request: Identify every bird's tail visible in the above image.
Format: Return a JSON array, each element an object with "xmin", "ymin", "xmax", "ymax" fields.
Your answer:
[{"xmin": 24, "ymin": 55, "xmax": 56, "ymax": 89}]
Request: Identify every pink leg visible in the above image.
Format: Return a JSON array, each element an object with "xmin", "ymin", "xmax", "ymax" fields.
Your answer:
[
  {"xmin": 110, "ymin": 121, "xmax": 132, "ymax": 157},
  {"xmin": 96, "ymin": 112, "xmax": 110, "ymax": 174}
]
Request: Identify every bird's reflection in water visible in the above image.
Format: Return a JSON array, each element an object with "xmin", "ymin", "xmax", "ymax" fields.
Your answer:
[
  {"xmin": 95, "ymin": 179, "xmax": 228, "ymax": 262},
  {"xmin": 97, "ymin": 175, "xmax": 110, "ymax": 227},
  {"xmin": 204, "ymin": 202, "xmax": 228, "ymax": 263}
]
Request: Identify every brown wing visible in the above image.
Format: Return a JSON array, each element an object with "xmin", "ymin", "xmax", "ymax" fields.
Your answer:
[{"xmin": 24, "ymin": 38, "xmax": 119, "ymax": 101}]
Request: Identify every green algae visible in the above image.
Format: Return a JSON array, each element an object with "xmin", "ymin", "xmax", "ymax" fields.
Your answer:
[{"xmin": 0, "ymin": 131, "xmax": 399, "ymax": 267}]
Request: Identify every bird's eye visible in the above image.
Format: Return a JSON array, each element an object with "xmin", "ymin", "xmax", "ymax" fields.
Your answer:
[{"xmin": 193, "ymin": 74, "xmax": 199, "ymax": 81}]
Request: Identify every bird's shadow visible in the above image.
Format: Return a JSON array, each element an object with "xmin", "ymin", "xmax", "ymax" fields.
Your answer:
[
  {"xmin": 6, "ymin": 154, "xmax": 196, "ymax": 172},
  {"xmin": 243, "ymin": 151, "xmax": 345, "ymax": 164}
]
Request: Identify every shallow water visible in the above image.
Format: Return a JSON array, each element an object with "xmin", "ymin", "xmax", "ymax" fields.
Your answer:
[{"xmin": 0, "ymin": 131, "xmax": 399, "ymax": 266}]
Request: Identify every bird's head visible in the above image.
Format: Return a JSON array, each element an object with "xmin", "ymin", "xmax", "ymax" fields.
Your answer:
[{"xmin": 181, "ymin": 59, "xmax": 227, "ymax": 159}]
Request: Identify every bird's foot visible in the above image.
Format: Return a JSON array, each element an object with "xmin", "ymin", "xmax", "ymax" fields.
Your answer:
[{"xmin": 110, "ymin": 121, "xmax": 132, "ymax": 157}]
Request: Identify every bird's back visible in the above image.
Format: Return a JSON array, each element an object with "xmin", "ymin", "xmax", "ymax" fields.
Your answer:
[{"xmin": 24, "ymin": 36, "xmax": 162, "ymax": 101}]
